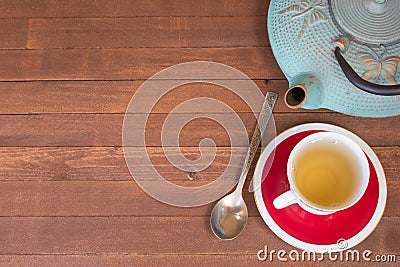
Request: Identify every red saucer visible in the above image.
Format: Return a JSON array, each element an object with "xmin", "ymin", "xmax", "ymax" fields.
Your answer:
[
  {"xmin": 253, "ymin": 124, "xmax": 386, "ymax": 251},
  {"xmin": 261, "ymin": 129, "xmax": 378, "ymax": 244}
]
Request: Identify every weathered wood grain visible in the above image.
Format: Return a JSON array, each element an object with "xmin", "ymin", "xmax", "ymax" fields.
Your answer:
[
  {"xmin": 0, "ymin": 0, "xmax": 268, "ymax": 18},
  {"xmin": 0, "ymin": 180, "xmax": 398, "ymax": 217},
  {"xmin": 0, "ymin": 216, "xmax": 397, "ymax": 254},
  {"xmin": 0, "ymin": 47, "xmax": 282, "ymax": 81},
  {"xmin": 0, "ymin": 147, "xmax": 397, "ymax": 182},
  {"xmin": 0, "ymin": 79, "xmax": 331, "ymax": 114},
  {"xmin": 0, "ymin": 254, "xmax": 396, "ymax": 267},
  {"xmin": 0, "ymin": 0, "xmax": 398, "ymax": 263},
  {"xmin": 0, "ymin": 113, "xmax": 397, "ymax": 147},
  {"xmin": 27, "ymin": 17, "xmax": 267, "ymax": 49},
  {"xmin": 0, "ymin": 147, "xmax": 238, "ymax": 181},
  {"xmin": 0, "ymin": 19, "xmax": 27, "ymax": 49}
]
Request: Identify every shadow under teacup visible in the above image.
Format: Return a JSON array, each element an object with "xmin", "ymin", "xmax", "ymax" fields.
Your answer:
[{"xmin": 273, "ymin": 132, "xmax": 370, "ymax": 215}]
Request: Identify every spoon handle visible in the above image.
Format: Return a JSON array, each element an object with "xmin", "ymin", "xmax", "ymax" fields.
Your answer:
[{"xmin": 237, "ymin": 92, "xmax": 278, "ymax": 191}]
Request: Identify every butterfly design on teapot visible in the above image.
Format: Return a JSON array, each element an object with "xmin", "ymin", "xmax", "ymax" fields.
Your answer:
[
  {"xmin": 278, "ymin": 0, "xmax": 327, "ymax": 40},
  {"xmin": 357, "ymin": 46, "xmax": 400, "ymax": 85}
]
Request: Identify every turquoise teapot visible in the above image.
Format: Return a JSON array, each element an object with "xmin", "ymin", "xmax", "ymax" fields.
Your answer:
[{"xmin": 268, "ymin": 0, "xmax": 400, "ymax": 117}]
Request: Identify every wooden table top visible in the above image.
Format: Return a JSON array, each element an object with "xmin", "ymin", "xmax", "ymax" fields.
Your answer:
[{"xmin": 0, "ymin": 0, "xmax": 398, "ymax": 266}]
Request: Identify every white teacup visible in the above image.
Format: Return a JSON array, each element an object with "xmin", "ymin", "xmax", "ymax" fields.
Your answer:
[{"xmin": 273, "ymin": 132, "xmax": 370, "ymax": 215}]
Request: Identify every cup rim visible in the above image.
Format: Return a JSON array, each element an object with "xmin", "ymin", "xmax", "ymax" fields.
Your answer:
[{"xmin": 286, "ymin": 131, "xmax": 370, "ymax": 212}]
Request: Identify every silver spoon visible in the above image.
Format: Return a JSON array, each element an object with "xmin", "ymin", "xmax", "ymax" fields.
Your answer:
[{"xmin": 210, "ymin": 92, "xmax": 278, "ymax": 240}]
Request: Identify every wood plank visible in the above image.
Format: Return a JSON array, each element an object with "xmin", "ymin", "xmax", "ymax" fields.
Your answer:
[
  {"xmin": 0, "ymin": 113, "xmax": 397, "ymax": 147},
  {"xmin": 0, "ymin": 254, "xmax": 396, "ymax": 267},
  {"xmin": 27, "ymin": 17, "xmax": 267, "ymax": 49},
  {"xmin": 0, "ymin": 80, "xmax": 330, "ymax": 114},
  {"xmin": 0, "ymin": 180, "xmax": 398, "ymax": 217},
  {"xmin": 0, "ymin": 147, "xmax": 397, "ymax": 182},
  {"xmin": 0, "ymin": 147, "xmax": 241, "ymax": 182},
  {"xmin": 0, "ymin": 19, "xmax": 27, "ymax": 49},
  {"xmin": 0, "ymin": 216, "xmax": 397, "ymax": 254},
  {"xmin": 0, "ymin": 0, "xmax": 268, "ymax": 18},
  {"xmin": 0, "ymin": 47, "xmax": 282, "ymax": 81}
]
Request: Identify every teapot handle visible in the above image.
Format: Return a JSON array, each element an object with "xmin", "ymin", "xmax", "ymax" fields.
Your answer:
[{"xmin": 334, "ymin": 47, "xmax": 400, "ymax": 96}]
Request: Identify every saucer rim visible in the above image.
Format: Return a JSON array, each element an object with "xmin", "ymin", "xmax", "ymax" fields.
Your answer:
[{"xmin": 253, "ymin": 123, "xmax": 387, "ymax": 252}]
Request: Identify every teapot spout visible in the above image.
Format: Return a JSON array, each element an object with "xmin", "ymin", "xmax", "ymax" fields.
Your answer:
[{"xmin": 284, "ymin": 74, "xmax": 324, "ymax": 110}]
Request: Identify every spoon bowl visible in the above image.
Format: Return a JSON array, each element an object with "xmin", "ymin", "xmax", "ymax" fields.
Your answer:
[{"xmin": 210, "ymin": 192, "xmax": 248, "ymax": 240}]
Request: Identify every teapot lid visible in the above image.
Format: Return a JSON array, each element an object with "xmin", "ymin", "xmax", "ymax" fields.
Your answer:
[{"xmin": 330, "ymin": 0, "xmax": 400, "ymax": 45}]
